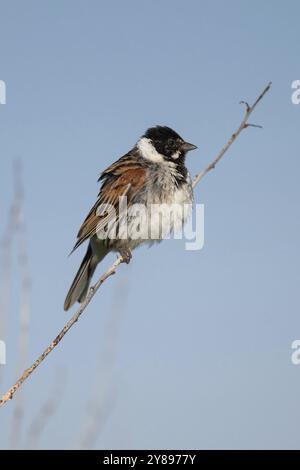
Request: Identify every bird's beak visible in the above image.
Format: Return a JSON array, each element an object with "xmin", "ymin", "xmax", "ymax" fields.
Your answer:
[{"xmin": 181, "ymin": 142, "xmax": 198, "ymax": 152}]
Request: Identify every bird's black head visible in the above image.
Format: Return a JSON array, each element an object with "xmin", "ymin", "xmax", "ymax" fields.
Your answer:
[{"xmin": 143, "ymin": 125, "xmax": 197, "ymax": 162}]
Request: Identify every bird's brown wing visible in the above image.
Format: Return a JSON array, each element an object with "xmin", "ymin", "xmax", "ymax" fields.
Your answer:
[{"xmin": 71, "ymin": 158, "xmax": 146, "ymax": 252}]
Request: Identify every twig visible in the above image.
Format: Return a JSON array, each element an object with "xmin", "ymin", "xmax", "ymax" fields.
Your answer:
[
  {"xmin": 0, "ymin": 256, "xmax": 124, "ymax": 407},
  {"xmin": 192, "ymin": 81, "xmax": 272, "ymax": 188},
  {"xmin": 0, "ymin": 82, "xmax": 271, "ymax": 408}
]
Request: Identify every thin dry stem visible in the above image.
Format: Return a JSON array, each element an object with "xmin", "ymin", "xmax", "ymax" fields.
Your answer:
[
  {"xmin": 192, "ymin": 81, "xmax": 271, "ymax": 188},
  {"xmin": 0, "ymin": 256, "xmax": 124, "ymax": 407},
  {"xmin": 0, "ymin": 82, "xmax": 272, "ymax": 409}
]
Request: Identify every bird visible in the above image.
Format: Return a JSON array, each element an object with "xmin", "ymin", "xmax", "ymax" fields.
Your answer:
[{"xmin": 64, "ymin": 125, "xmax": 197, "ymax": 310}]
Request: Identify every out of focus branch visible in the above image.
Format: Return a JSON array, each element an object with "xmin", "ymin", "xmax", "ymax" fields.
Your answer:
[
  {"xmin": 0, "ymin": 161, "xmax": 23, "ymax": 388},
  {"xmin": 10, "ymin": 160, "xmax": 32, "ymax": 449},
  {"xmin": 79, "ymin": 278, "xmax": 129, "ymax": 448},
  {"xmin": 0, "ymin": 82, "xmax": 272, "ymax": 408},
  {"xmin": 26, "ymin": 368, "xmax": 67, "ymax": 449}
]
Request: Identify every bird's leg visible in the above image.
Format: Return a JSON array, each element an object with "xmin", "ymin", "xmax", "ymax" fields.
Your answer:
[{"xmin": 119, "ymin": 248, "xmax": 132, "ymax": 264}]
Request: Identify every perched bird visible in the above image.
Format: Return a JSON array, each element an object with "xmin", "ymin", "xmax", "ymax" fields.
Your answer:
[{"xmin": 64, "ymin": 125, "xmax": 197, "ymax": 310}]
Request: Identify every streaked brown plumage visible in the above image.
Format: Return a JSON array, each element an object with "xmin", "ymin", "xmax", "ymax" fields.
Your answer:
[{"xmin": 64, "ymin": 126, "xmax": 197, "ymax": 311}]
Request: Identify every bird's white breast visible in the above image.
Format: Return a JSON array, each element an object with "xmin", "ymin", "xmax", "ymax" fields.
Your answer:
[{"xmin": 126, "ymin": 167, "xmax": 193, "ymax": 245}]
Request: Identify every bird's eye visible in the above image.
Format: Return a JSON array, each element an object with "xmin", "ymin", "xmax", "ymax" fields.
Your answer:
[{"xmin": 167, "ymin": 138, "xmax": 176, "ymax": 150}]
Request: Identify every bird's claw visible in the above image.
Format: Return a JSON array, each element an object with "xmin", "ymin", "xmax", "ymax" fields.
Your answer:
[{"xmin": 120, "ymin": 249, "xmax": 132, "ymax": 264}]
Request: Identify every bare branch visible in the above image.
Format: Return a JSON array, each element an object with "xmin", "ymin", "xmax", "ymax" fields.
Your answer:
[
  {"xmin": 0, "ymin": 255, "xmax": 125, "ymax": 407},
  {"xmin": 192, "ymin": 81, "xmax": 271, "ymax": 188},
  {"xmin": 0, "ymin": 82, "xmax": 271, "ymax": 408}
]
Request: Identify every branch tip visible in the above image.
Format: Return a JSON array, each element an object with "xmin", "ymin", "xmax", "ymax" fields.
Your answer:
[
  {"xmin": 245, "ymin": 123, "xmax": 263, "ymax": 129},
  {"xmin": 240, "ymin": 100, "xmax": 250, "ymax": 112},
  {"xmin": 192, "ymin": 82, "xmax": 271, "ymax": 188}
]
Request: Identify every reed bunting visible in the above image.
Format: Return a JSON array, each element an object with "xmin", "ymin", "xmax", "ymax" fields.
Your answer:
[{"xmin": 64, "ymin": 126, "xmax": 197, "ymax": 310}]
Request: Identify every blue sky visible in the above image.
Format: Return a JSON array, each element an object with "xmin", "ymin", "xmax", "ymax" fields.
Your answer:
[{"xmin": 0, "ymin": 0, "xmax": 300, "ymax": 449}]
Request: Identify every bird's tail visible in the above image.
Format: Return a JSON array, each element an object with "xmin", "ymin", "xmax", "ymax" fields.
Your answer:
[{"xmin": 64, "ymin": 242, "xmax": 107, "ymax": 311}]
